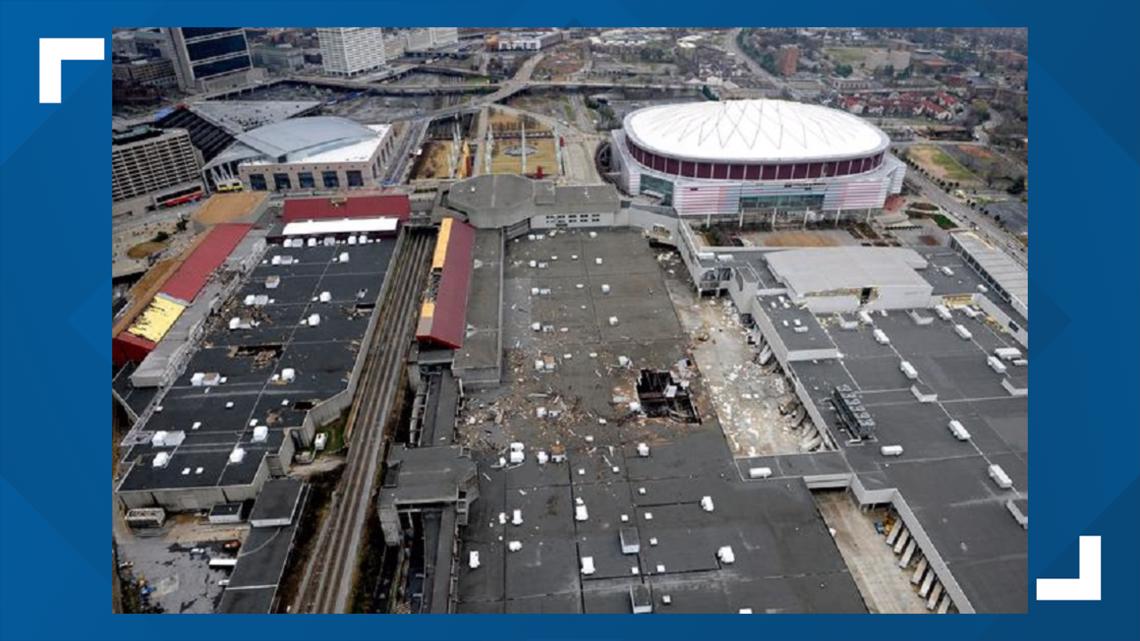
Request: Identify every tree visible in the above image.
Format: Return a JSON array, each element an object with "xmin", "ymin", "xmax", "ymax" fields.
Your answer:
[
  {"xmin": 1006, "ymin": 175, "xmax": 1026, "ymax": 196},
  {"xmin": 834, "ymin": 63, "xmax": 854, "ymax": 77}
]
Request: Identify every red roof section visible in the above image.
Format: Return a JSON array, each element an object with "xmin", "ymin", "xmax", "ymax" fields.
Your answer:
[
  {"xmin": 282, "ymin": 194, "xmax": 411, "ymax": 224},
  {"xmin": 161, "ymin": 223, "xmax": 252, "ymax": 303},
  {"xmin": 416, "ymin": 220, "xmax": 475, "ymax": 350},
  {"xmin": 113, "ymin": 332, "xmax": 157, "ymax": 366}
]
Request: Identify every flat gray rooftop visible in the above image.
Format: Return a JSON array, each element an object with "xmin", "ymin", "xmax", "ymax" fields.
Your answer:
[
  {"xmin": 453, "ymin": 229, "xmax": 865, "ymax": 613},
  {"xmin": 117, "ymin": 237, "xmax": 396, "ymax": 493},
  {"xmin": 780, "ymin": 306, "xmax": 1028, "ymax": 612},
  {"xmin": 453, "ymin": 229, "xmax": 504, "ymax": 380}
]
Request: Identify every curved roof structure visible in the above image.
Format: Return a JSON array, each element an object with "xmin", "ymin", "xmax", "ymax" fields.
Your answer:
[
  {"xmin": 206, "ymin": 116, "xmax": 388, "ymax": 169},
  {"xmin": 623, "ymin": 99, "xmax": 889, "ymax": 164}
]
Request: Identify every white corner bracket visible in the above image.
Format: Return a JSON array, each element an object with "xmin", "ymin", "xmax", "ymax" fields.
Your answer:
[
  {"xmin": 1036, "ymin": 535, "xmax": 1101, "ymax": 601},
  {"xmin": 39, "ymin": 38, "xmax": 104, "ymax": 103}
]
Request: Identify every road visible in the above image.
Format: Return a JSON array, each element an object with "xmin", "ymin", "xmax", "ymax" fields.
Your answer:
[
  {"xmin": 722, "ymin": 28, "xmax": 796, "ymax": 99},
  {"xmin": 904, "ymin": 165, "xmax": 1028, "ymax": 267},
  {"xmin": 382, "ymin": 118, "xmax": 430, "ymax": 186}
]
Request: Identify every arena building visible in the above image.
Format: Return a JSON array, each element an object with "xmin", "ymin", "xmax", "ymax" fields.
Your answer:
[
  {"xmin": 611, "ymin": 99, "xmax": 906, "ymax": 219},
  {"xmin": 204, "ymin": 116, "xmax": 397, "ymax": 193}
]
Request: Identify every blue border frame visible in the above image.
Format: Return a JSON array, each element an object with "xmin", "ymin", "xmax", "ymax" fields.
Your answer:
[{"xmin": 2, "ymin": 3, "xmax": 1139, "ymax": 639}]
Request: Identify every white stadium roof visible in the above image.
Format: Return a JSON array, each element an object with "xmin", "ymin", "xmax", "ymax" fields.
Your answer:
[
  {"xmin": 205, "ymin": 116, "xmax": 390, "ymax": 170},
  {"xmin": 623, "ymin": 99, "xmax": 890, "ymax": 164}
]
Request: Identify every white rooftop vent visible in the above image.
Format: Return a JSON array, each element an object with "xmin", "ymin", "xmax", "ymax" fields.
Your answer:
[
  {"xmin": 717, "ymin": 546, "xmax": 735, "ymax": 565},
  {"xmin": 151, "ymin": 430, "xmax": 185, "ymax": 448},
  {"xmin": 601, "ymin": 284, "xmax": 611, "ymax": 294},
  {"xmin": 228, "ymin": 447, "xmax": 246, "ymax": 464},
  {"xmin": 581, "ymin": 556, "xmax": 596, "ymax": 575},
  {"xmin": 252, "ymin": 425, "xmax": 269, "ymax": 443},
  {"xmin": 947, "ymin": 420, "xmax": 971, "ymax": 441},
  {"xmin": 987, "ymin": 356, "xmax": 1008, "ymax": 374},
  {"xmin": 609, "ymin": 316, "xmax": 619, "ymax": 326},
  {"xmin": 880, "ymin": 445, "xmax": 904, "ymax": 457},
  {"xmin": 988, "ymin": 464, "xmax": 1013, "ymax": 489},
  {"xmin": 995, "ymin": 347, "xmax": 1022, "ymax": 361}
]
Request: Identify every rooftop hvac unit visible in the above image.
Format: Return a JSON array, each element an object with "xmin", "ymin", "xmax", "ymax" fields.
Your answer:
[
  {"xmin": 858, "ymin": 311, "xmax": 874, "ymax": 325},
  {"xmin": 988, "ymin": 464, "xmax": 1013, "ymax": 489},
  {"xmin": 940, "ymin": 266, "xmax": 954, "ymax": 276},
  {"xmin": 319, "ymin": 291, "xmax": 332, "ymax": 303},
  {"xmin": 338, "ymin": 252, "xmax": 350, "ymax": 263},
  {"xmin": 152, "ymin": 451, "xmax": 171, "ymax": 467},
  {"xmin": 469, "ymin": 551, "xmax": 480, "ymax": 569},
  {"xmin": 252, "ymin": 425, "xmax": 269, "ymax": 443},
  {"xmin": 880, "ymin": 445, "xmax": 904, "ymax": 457},
  {"xmin": 314, "ymin": 433, "xmax": 328, "ymax": 451},
  {"xmin": 793, "ymin": 325, "xmax": 809, "ymax": 334},
  {"xmin": 151, "ymin": 430, "xmax": 185, "ymax": 448},
  {"xmin": 307, "ymin": 238, "xmax": 318, "ymax": 247},
  {"xmin": 265, "ymin": 275, "xmax": 281, "ymax": 289},
  {"xmin": 716, "ymin": 546, "xmax": 736, "ymax": 565},
  {"xmin": 307, "ymin": 313, "xmax": 321, "ymax": 326},
  {"xmin": 954, "ymin": 324, "xmax": 972, "ymax": 340},
  {"xmin": 229, "ymin": 447, "xmax": 246, "ymax": 464},
  {"xmin": 609, "ymin": 316, "xmax": 619, "ymax": 326},
  {"xmin": 580, "ymin": 555, "xmax": 596, "ymax": 575},
  {"xmin": 595, "ymin": 257, "xmax": 603, "ymax": 265},
  {"xmin": 701, "ymin": 496, "xmax": 715, "ymax": 512},
  {"xmin": 636, "ymin": 443, "xmax": 650, "ymax": 457},
  {"xmin": 962, "ymin": 307, "xmax": 980, "ymax": 319},
  {"xmin": 994, "ymin": 347, "xmax": 1023, "ymax": 361},
  {"xmin": 947, "ymin": 420, "xmax": 971, "ymax": 441},
  {"xmin": 900, "ymin": 361, "xmax": 918, "ymax": 380},
  {"xmin": 749, "ymin": 467, "xmax": 773, "ymax": 479},
  {"xmin": 935, "ymin": 304, "xmax": 952, "ymax": 321},
  {"xmin": 601, "ymin": 284, "xmax": 611, "ymax": 294},
  {"xmin": 987, "ymin": 356, "xmax": 1008, "ymax": 374},
  {"xmin": 281, "ymin": 368, "xmax": 296, "ymax": 383},
  {"xmin": 873, "ymin": 329, "xmax": 890, "ymax": 345},
  {"xmin": 323, "ymin": 236, "xmax": 336, "ymax": 247},
  {"xmin": 575, "ymin": 505, "xmax": 589, "ymax": 522}
]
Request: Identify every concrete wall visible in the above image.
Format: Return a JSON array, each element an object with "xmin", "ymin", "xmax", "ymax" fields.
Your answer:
[{"xmin": 972, "ymin": 293, "xmax": 1029, "ymax": 348}]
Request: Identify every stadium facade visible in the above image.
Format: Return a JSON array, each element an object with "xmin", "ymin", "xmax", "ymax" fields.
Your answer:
[{"xmin": 611, "ymin": 99, "xmax": 906, "ymax": 219}]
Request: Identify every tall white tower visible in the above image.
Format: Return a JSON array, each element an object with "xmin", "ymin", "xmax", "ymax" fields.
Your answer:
[{"xmin": 317, "ymin": 28, "xmax": 387, "ymax": 77}]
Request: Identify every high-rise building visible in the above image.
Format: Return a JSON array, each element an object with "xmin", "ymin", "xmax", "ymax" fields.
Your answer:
[
  {"xmin": 318, "ymin": 28, "xmax": 387, "ymax": 77},
  {"xmin": 405, "ymin": 27, "xmax": 460, "ymax": 52},
  {"xmin": 166, "ymin": 28, "xmax": 258, "ymax": 92},
  {"xmin": 112, "ymin": 126, "xmax": 204, "ymax": 216},
  {"xmin": 777, "ymin": 45, "xmax": 799, "ymax": 76}
]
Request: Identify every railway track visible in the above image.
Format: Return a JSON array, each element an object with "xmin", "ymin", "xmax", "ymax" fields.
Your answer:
[{"xmin": 293, "ymin": 228, "xmax": 434, "ymax": 613}]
